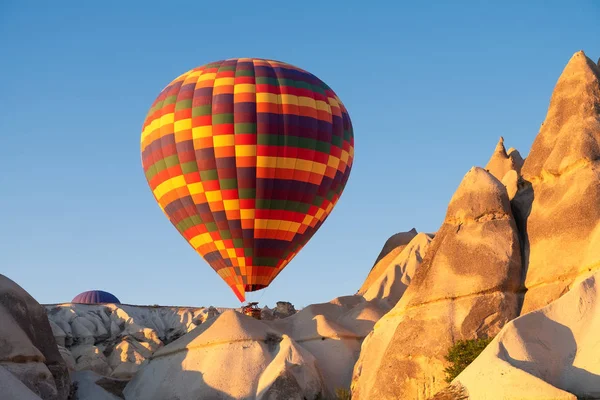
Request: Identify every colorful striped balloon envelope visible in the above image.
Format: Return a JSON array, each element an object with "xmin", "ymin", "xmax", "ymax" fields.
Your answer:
[{"xmin": 141, "ymin": 58, "xmax": 354, "ymax": 302}]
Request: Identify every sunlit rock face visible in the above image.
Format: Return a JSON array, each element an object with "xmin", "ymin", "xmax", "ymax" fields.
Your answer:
[
  {"xmin": 357, "ymin": 228, "xmax": 419, "ymax": 295},
  {"xmin": 351, "ymin": 167, "xmax": 522, "ymax": 400},
  {"xmin": 514, "ymin": 50, "xmax": 600, "ymax": 314},
  {"xmin": 123, "ymin": 310, "xmax": 325, "ymax": 400},
  {"xmin": 438, "ymin": 270, "xmax": 600, "ymax": 400}
]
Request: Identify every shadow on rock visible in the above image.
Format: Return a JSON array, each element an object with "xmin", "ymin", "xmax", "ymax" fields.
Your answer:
[
  {"xmin": 123, "ymin": 347, "xmax": 236, "ymax": 400},
  {"xmin": 503, "ymin": 314, "xmax": 600, "ymax": 398}
]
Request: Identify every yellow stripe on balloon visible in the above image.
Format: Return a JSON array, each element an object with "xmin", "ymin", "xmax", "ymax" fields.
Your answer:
[
  {"xmin": 159, "ymin": 112, "xmax": 174, "ymax": 126},
  {"xmin": 213, "ymin": 134, "xmax": 235, "ymax": 147},
  {"xmin": 295, "ymin": 96, "xmax": 316, "ymax": 108},
  {"xmin": 240, "ymin": 209, "xmax": 255, "ymax": 219},
  {"xmin": 327, "ymin": 155, "xmax": 340, "ymax": 169},
  {"xmin": 192, "ymin": 126, "xmax": 213, "ymax": 139},
  {"xmin": 315, "ymin": 208, "xmax": 325, "ymax": 220},
  {"xmin": 153, "ymin": 175, "xmax": 187, "ymax": 200},
  {"xmin": 234, "ymin": 84, "xmax": 256, "ymax": 94},
  {"xmin": 256, "ymin": 93, "xmax": 279, "ymax": 104},
  {"xmin": 235, "ymin": 145, "xmax": 256, "ymax": 157},
  {"xmin": 184, "ymin": 71, "xmax": 203, "ymax": 80},
  {"xmin": 287, "ymin": 222, "xmax": 301, "ymax": 233},
  {"xmin": 214, "ymin": 77, "xmax": 235, "ymax": 87},
  {"xmin": 205, "ymin": 191, "xmax": 222, "ymax": 202},
  {"xmin": 174, "ymin": 118, "xmax": 192, "ymax": 132},
  {"xmin": 316, "ymin": 100, "xmax": 331, "ymax": 113},
  {"xmin": 277, "ymin": 220, "xmax": 291, "ymax": 232},
  {"xmin": 187, "ymin": 182, "xmax": 204, "ymax": 195},
  {"xmin": 256, "ymin": 157, "xmax": 326, "ymax": 174},
  {"xmin": 256, "ymin": 156, "xmax": 277, "ymax": 168},
  {"xmin": 223, "ymin": 199, "xmax": 240, "ymax": 210},
  {"xmin": 141, "ymin": 118, "xmax": 161, "ymax": 143},
  {"xmin": 340, "ymin": 150, "xmax": 350, "ymax": 164},
  {"xmin": 226, "ymin": 248, "xmax": 237, "ymax": 258},
  {"xmin": 190, "ymin": 232, "xmax": 213, "ymax": 248},
  {"xmin": 198, "ymin": 73, "xmax": 217, "ymax": 82}
]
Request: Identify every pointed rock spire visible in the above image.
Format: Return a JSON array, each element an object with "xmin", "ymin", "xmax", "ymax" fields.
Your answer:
[
  {"xmin": 351, "ymin": 167, "xmax": 521, "ymax": 399},
  {"xmin": 484, "ymin": 137, "xmax": 523, "ymax": 191},
  {"xmin": 514, "ymin": 50, "xmax": 600, "ymax": 313},
  {"xmin": 507, "ymin": 147, "xmax": 524, "ymax": 172},
  {"xmin": 522, "ymin": 50, "xmax": 600, "ymax": 180}
]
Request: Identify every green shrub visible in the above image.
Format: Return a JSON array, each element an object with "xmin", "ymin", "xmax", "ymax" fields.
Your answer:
[
  {"xmin": 335, "ymin": 388, "xmax": 351, "ymax": 400},
  {"xmin": 443, "ymin": 337, "xmax": 494, "ymax": 383}
]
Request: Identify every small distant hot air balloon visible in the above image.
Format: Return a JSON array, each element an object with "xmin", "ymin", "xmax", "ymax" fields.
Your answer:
[
  {"xmin": 72, "ymin": 290, "xmax": 121, "ymax": 304},
  {"xmin": 141, "ymin": 58, "xmax": 354, "ymax": 302}
]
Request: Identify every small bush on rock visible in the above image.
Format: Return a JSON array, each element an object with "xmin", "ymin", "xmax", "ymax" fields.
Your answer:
[
  {"xmin": 444, "ymin": 337, "xmax": 494, "ymax": 383},
  {"xmin": 335, "ymin": 387, "xmax": 351, "ymax": 400}
]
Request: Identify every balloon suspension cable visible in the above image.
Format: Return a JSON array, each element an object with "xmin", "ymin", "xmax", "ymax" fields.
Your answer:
[
  {"xmin": 257, "ymin": 284, "xmax": 269, "ymax": 306},
  {"xmin": 244, "ymin": 285, "xmax": 268, "ymax": 308}
]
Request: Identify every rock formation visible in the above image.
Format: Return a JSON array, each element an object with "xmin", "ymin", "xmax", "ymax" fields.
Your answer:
[
  {"xmin": 358, "ymin": 228, "xmax": 419, "ymax": 293},
  {"xmin": 485, "ymin": 136, "xmax": 524, "ymax": 181},
  {"xmin": 122, "ymin": 295, "xmax": 401, "ymax": 398},
  {"xmin": 360, "ymin": 232, "xmax": 433, "ymax": 307},
  {"xmin": 44, "ymin": 303, "xmax": 215, "ymax": 379},
  {"xmin": 271, "ymin": 301, "xmax": 297, "ymax": 319},
  {"xmin": 123, "ymin": 310, "xmax": 325, "ymax": 400},
  {"xmin": 483, "ymin": 136, "xmax": 524, "ymax": 201},
  {"xmin": 44, "ymin": 301, "xmax": 296, "ymax": 381},
  {"xmin": 71, "ymin": 371, "xmax": 125, "ymax": 400},
  {"xmin": 441, "ymin": 270, "xmax": 600, "ymax": 399},
  {"xmin": 514, "ymin": 50, "xmax": 600, "ymax": 313},
  {"xmin": 0, "ymin": 366, "xmax": 46, "ymax": 400},
  {"xmin": 351, "ymin": 167, "xmax": 522, "ymax": 399},
  {"xmin": 268, "ymin": 296, "xmax": 375, "ymax": 395},
  {"xmin": 0, "ymin": 274, "xmax": 70, "ymax": 400}
]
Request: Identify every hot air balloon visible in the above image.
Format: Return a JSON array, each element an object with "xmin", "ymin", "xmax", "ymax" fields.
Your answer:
[
  {"xmin": 141, "ymin": 58, "xmax": 354, "ymax": 302},
  {"xmin": 72, "ymin": 290, "xmax": 121, "ymax": 304}
]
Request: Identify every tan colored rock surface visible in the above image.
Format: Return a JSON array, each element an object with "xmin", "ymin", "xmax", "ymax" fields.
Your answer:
[
  {"xmin": 484, "ymin": 137, "xmax": 524, "ymax": 201},
  {"xmin": 515, "ymin": 50, "xmax": 600, "ymax": 313},
  {"xmin": 358, "ymin": 228, "xmax": 418, "ymax": 294},
  {"xmin": 0, "ymin": 274, "xmax": 70, "ymax": 400},
  {"xmin": 360, "ymin": 232, "xmax": 433, "ymax": 306},
  {"xmin": 261, "ymin": 234, "xmax": 432, "ymax": 396},
  {"xmin": 123, "ymin": 290, "xmax": 392, "ymax": 399},
  {"xmin": 446, "ymin": 270, "xmax": 600, "ymax": 399},
  {"xmin": 106, "ymin": 337, "xmax": 153, "ymax": 379},
  {"xmin": 485, "ymin": 137, "xmax": 524, "ymax": 180},
  {"xmin": 507, "ymin": 147, "xmax": 525, "ymax": 170},
  {"xmin": 270, "ymin": 298, "xmax": 366, "ymax": 395},
  {"xmin": 351, "ymin": 167, "xmax": 522, "ymax": 400},
  {"xmin": 500, "ymin": 169, "xmax": 519, "ymax": 200},
  {"xmin": 123, "ymin": 310, "xmax": 325, "ymax": 400}
]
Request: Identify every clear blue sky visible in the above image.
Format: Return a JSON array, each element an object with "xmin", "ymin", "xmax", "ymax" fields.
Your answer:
[{"xmin": 1, "ymin": 1, "xmax": 599, "ymax": 309}]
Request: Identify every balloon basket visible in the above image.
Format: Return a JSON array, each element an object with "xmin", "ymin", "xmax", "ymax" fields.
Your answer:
[{"xmin": 242, "ymin": 302, "xmax": 262, "ymax": 320}]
